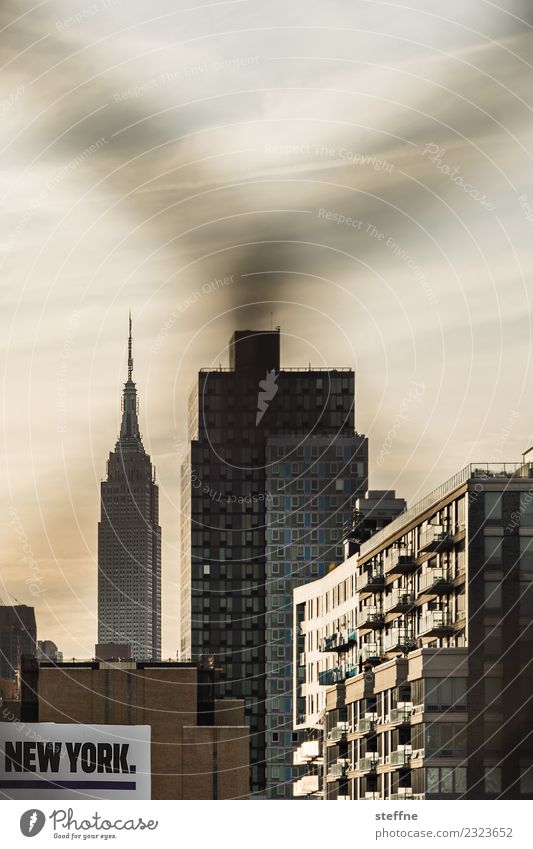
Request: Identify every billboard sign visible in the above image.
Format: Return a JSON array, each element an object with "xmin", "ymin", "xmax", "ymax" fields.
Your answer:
[{"xmin": 0, "ymin": 724, "xmax": 151, "ymax": 799}]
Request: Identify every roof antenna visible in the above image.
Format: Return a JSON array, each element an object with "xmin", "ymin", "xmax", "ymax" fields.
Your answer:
[{"xmin": 128, "ymin": 310, "xmax": 133, "ymax": 381}]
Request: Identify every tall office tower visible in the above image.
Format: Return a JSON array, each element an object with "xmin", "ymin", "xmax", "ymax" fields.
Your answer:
[
  {"xmin": 98, "ymin": 316, "xmax": 161, "ymax": 661},
  {"xmin": 0, "ymin": 604, "xmax": 36, "ymax": 682},
  {"xmin": 181, "ymin": 329, "xmax": 368, "ymax": 797}
]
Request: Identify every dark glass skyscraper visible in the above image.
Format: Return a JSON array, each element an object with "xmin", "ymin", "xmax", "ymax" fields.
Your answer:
[
  {"xmin": 181, "ymin": 329, "xmax": 368, "ymax": 797},
  {"xmin": 98, "ymin": 316, "xmax": 161, "ymax": 661}
]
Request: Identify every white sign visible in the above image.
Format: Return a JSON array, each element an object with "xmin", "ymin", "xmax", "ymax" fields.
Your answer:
[{"xmin": 0, "ymin": 724, "xmax": 151, "ymax": 800}]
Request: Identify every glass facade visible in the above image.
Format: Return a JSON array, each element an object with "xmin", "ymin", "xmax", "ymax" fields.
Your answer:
[{"xmin": 180, "ymin": 331, "xmax": 368, "ymax": 797}]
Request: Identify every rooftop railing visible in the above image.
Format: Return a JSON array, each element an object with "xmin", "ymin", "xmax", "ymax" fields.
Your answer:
[{"xmin": 360, "ymin": 462, "xmax": 533, "ymax": 557}]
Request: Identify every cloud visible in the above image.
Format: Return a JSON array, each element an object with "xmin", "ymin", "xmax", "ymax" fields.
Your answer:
[{"xmin": 1, "ymin": 0, "xmax": 533, "ymax": 655}]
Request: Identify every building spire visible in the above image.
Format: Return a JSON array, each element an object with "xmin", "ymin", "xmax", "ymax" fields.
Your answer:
[
  {"xmin": 118, "ymin": 311, "xmax": 142, "ymax": 449},
  {"xmin": 128, "ymin": 310, "xmax": 133, "ymax": 381}
]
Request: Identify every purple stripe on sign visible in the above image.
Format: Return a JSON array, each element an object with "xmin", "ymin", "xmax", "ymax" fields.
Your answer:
[{"xmin": 0, "ymin": 780, "xmax": 136, "ymax": 790}]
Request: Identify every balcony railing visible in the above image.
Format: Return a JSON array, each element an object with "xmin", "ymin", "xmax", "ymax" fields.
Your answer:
[
  {"xmin": 329, "ymin": 759, "xmax": 349, "ymax": 779},
  {"xmin": 293, "ymin": 740, "xmax": 321, "ymax": 765},
  {"xmin": 293, "ymin": 775, "xmax": 320, "ymax": 797},
  {"xmin": 387, "ymin": 547, "xmax": 418, "ymax": 575},
  {"xmin": 357, "ymin": 569, "xmax": 385, "ymax": 595},
  {"xmin": 384, "ymin": 590, "xmax": 415, "ymax": 615},
  {"xmin": 419, "ymin": 568, "xmax": 453, "ymax": 596},
  {"xmin": 383, "ymin": 628, "xmax": 417, "ymax": 653},
  {"xmin": 359, "ymin": 463, "xmax": 533, "ymax": 559},
  {"xmin": 319, "ymin": 665, "xmax": 357, "ymax": 685},
  {"xmin": 360, "ymin": 643, "xmax": 383, "ymax": 663},
  {"xmin": 320, "ymin": 629, "xmax": 357, "ymax": 653},
  {"xmin": 390, "ymin": 748, "xmax": 412, "ymax": 768},
  {"xmin": 328, "ymin": 723, "xmax": 348, "ymax": 743},
  {"xmin": 390, "ymin": 790, "xmax": 413, "ymax": 799},
  {"xmin": 357, "ymin": 714, "xmax": 377, "ymax": 734},
  {"xmin": 419, "ymin": 611, "xmax": 455, "ymax": 636},
  {"xmin": 389, "ymin": 705, "xmax": 413, "ymax": 725},
  {"xmin": 358, "ymin": 606, "xmax": 385, "ymax": 630},
  {"xmin": 364, "ymin": 792, "xmax": 381, "ymax": 800},
  {"xmin": 419, "ymin": 525, "xmax": 454, "ymax": 553},
  {"xmin": 318, "ymin": 667, "xmax": 344, "ymax": 686},
  {"xmin": 358, "ymin": 754, "xmax": 380, "ymax": 773}
]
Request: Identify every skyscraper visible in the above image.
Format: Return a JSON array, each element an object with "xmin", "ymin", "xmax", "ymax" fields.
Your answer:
[
  {"xmin": 0, "ymin": 604, "xmax": 36, "ymax": 682},
  {"xmin": 98, "ymin": 316, "xmax": 161, "ymax": 661},
  {"xmin": 181, "ymin": 329, "xmax": 368, "ymax": 797}
]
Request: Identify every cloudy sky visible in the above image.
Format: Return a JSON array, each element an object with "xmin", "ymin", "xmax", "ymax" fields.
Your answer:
[{"xmin": 1, "ymin": 0, "xmax": 533, "ymax": 658}]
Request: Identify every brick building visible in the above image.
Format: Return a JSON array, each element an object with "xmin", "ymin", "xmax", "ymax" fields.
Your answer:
[{"xmin": 15, "ymin": 658, "xmax": 249, "ymax": 800}]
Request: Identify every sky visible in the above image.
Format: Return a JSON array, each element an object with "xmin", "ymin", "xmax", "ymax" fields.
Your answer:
[{"xmin": 1, "ymin": 0, "xmax": 533, "ymax": 658}]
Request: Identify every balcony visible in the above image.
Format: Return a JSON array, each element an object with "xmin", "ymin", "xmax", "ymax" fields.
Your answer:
[
  {"xmin": 320, "ymin": 629, "xmax": 357, "ymax": 653},
  {"xmin": 390, "ymin": 790, "xmax": 413, "ymax": 800},
  {"xmin": 357, "ymin": 606, "xmax": 385, "ymax": 631},
  {"xmin": 383, "ymin": 628, "xmax": 417, "ymax": 653},
  {"xmin": 357, "ymin": 569, "xmax": 385, "ymax": 597},
  {"xmin": 298, "ymin": 652, "xmax": 306, "ymax": 667},
  {"xmin": 319, "ymin": 664, "xmax": 358, "ymax": 685},
  {"xmin": 293, "ymin": 740, "xmax": 320, "ymax": 765},
  {"xmin": 419, "ymin": 568, "xmax": 454, "ymax": 596},
  {"xmin": 357, "ymin": 753, "xmax": 380, "ymax": 773},
  {"xmin": 318, "ymin": 667, "xmax": 344, "ymax": 686},
  {"xmin": 360, "ymin": 643, "xmax": 383, "ymax": 664},
  {"xmin": 357, "ymin": 714, "xmax": 377, "ymax": 734},
  {"xmin": 419, "ymin": 525, "xmax": 454, "ymax": 553},
  {"xmin": 293, "ymin": 775, "xmax": 320, "ymax": 797},
  {"xmin": 419, "ymin": 611, "xmax": 455, "ymax": 637},
  {"xmin": 384, "ymin": 590, "xmax": 415, "ymax": 615},
  {"xmin": 364, "ymin": 792, "xmax": 381, "ymax": 800},
  {"xmin": 389, "ymin": 705, "xmax": 413, "ymax": 725},
  {"xmin": 328, "ymin": 723, "xmax": 348, "ymax": 744},
  {"xmin": 387, "ymin": 547, "xmax": 418, "ymax": 575},
  {"xmin": 390, "ymin": 748, "xmax": 412, "ymax": 768},
  {"xmin": 329, "ymin": 758, "xmax": 349, "ymax": 779}
]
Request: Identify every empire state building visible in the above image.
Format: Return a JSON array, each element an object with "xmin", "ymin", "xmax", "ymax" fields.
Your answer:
[{"xmin": 97, "ymin": 316, "xmax": 161, "ymax": 660}]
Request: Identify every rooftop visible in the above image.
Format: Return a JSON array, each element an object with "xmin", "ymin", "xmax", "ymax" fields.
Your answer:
[{"xmin": 359, "ymin": 461, "xmax": 533, "ymax": 556}]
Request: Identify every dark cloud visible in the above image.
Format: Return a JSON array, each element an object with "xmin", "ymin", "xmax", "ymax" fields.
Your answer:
[{"xmin": 1, "ymin": 0, "xmax": 533, "ymax": 655}]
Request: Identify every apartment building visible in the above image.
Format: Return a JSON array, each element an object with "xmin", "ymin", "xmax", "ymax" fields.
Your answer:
[{"xmin": 293, "ymin": 462, "xmax": 533, "ymax": 799}]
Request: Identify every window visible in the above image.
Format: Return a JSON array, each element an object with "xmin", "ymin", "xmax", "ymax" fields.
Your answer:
[
  {"xmin": 425, "ymin": 724, "xmax": 467, "ymax": 757},
  {"xmin": 520, "ymin": 581, "xmax": 533, "ymax": 617},
  {"xmin": 425, "ymin": 678, "xmax": 467, "ymax": 711},
  {"xmin": 484, "ymin": 767, "xmax": 502, "ymax": 794},
  {"xmin": 484, "ymin": 536, "xmax": 503, "ymax": 567},
  {"xmin": 485, "ymin": 492, "xmax": 503, "ymax": 522},
  {"xmin": 426, "ymin": 767, "xmax": 467, "ymax": 796},
  {"xmin": 484, "ymin": 677, "xmax": 502, "ymax": 708},
  {"xmin": 484, "ymin": 580, "xmax": 502, "ymax": 611},
  {"xmin": 520, "ymin": 537, "xmax": 533, "ymax": 572},
  {"xmin": 484, "ymin": 626, "xmax": 502, "ymax": 657},
  {"xmin": 520, "ymin": 767, "xmax": 533, "ymax": 794},
  {"xmin": 520, "ymin": 492, "xmax": 533, "ymax": 526}
]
